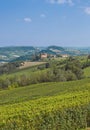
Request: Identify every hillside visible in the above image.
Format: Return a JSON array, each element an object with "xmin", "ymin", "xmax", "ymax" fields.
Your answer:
[
  {"xmin": 84, "ymin": 66, "xmax": 90, "ymax": 78},
  {"xmin": 0, "ymin": 46, "xmax": 36, "ymax": 63},
  {"xmin": 0, "ymin": 46, "xmax": 90, "ymax": 64},
  {"xmin": 0, "ymin": 78, "xmax": 90, "ymax": 129},
  {"xmin": 0, "ymin": 56, "xmax": 90, "ymax": 130},
  {"xmin": 47, "ymin": 45, "xmax": 65, "ymax": 51},
  {"xmin": 0, "ymin": 56, "xmax": 86, "ymax": 90},
  {"xmin": 47, "ymin": 45, "xmax": 65, "ymax": 53},
  {"xmin": 0, "ymin": 78, "xmax": 90, "ymax": 105}
]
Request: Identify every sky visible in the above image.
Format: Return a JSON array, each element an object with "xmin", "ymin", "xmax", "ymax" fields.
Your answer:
[{"xmin": 0, "ymin": 0, "xmax": 90, "ymax": 47}]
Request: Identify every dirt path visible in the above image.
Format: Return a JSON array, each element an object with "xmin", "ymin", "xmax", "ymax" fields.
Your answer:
[{"xmin": 19, "ymin": 61, "xmax": 46, "ymax": 69}]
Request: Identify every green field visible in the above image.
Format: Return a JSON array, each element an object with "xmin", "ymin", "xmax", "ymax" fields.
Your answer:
[
  {"xmin": 0, "ymin": 77, "xmax": 90, "ymax": 129},
  {"xmin": 0, "ymin": 62, "xmax": 90, "ymax": 130},
  {"xmin": 0, "ymin": 91, "xmax": 89, "ymax": 130},
  {"xmin": 84, "ymin": 67, "xmax": 90, "ymax": 78},
  {"xmin": 0, "ymin": 78, "xmax": 90, "ymax": 105},
  {"xmin": 1, "ymin": 62, "xmax": 47, "ymax": 78}
]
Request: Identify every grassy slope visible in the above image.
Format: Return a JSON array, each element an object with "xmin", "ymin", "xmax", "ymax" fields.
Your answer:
[
  {"xmin": 0, "ymin": 64, "xmax": 90, "ymax": 106},
  {"xmin": 19, "ymin": 62, "xmax": 46, "ymax": 69},
  {"xmin": 0, "ymin": 65, "xmax": 90, "ymax": 106},
  {"xmin": 0, "ymin": 78, "xmax": 90, "ymax": 105},
  {"xmin": 0, "ymin": 66, "xmax": 46, "ymax": 82},
  {"xmin": 0, "ymin": 78, "xmax": 90, "ymax": 130},
  {"xmin": 84, "ymin": 66, "xmax": 90, "ymax": 78},
  {"xmin": 0, "ymin": 65, "xmax": 90, "ymax": 130}
]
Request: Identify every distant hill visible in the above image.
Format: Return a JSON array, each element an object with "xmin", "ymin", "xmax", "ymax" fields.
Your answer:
[
  {"xmin": 39, "ymin": 46, "xmax": 65, "ymax": 55},
  {"xmin": 40, "ymin": 49, "xmax": 56, "ymax": 55},
  {"xmin": 47, "ymin": 45, "xmax": 65, "ymax": 51},
  {"xmin": 11, "ymin": 54, "xmax": 33, "ymax": 62},
  {"xmin": 47, "ymin": 45, "xmax": 65, "ymax": 54},
  {"xmin": 0, "ymin": 46, "xmax": 35, "ymax": 56},
  {"xmin": 0, "ymin": 46, "xmax": 36, "ymax": 62},
  {"xmin": 0, "ymin": 45, "xmax": 90, "ymax": 63},
  {"xmin": 11, "ymin": 46, "xmax": 66, "ymax": 62}
]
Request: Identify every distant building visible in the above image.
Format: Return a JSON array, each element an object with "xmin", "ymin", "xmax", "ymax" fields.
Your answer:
[
  {"xmin": 40, "ymin": 53, "xmax": 48, "ymax": 59},
  {"xmin": 62, "ymin": 54, "xmax": 68, "ymax": 58}
]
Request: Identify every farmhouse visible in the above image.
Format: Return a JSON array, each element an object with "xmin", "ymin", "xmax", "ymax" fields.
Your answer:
[
  {"xmin": 61, "ymin": 54, "xmax": 68, "ymax": 58},
  {"xmin": 40, "ymin": 53, "xmax": 48, "ymax": 59}
]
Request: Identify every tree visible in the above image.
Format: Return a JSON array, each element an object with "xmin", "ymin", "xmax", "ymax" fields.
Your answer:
[{"xmin": 65, "ymin": 58, "xmax": 83, "ymax": 79}]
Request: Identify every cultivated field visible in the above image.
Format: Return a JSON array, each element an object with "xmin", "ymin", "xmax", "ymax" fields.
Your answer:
[
  {"xmin": 19, "ymin": 61, "xmax": 46, "ymax": 69},
  {"xmin": 0, "ymin": 61, "xmax": 90, "ymax": 130},
  {"xmin": 0, "ymin": 77, "xmax": 90, "ymax": 129}
]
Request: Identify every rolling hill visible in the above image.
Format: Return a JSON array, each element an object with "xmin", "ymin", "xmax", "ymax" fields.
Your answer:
[
  {"xmin": 0, "ymin": 64, "xmax": 90, "ymax": 129},
  {"xmin": 0, "ymin": 77, "xmax": 90, "ymax": 130},
  {"xmin": 0, "ymin": 54, "xmax": 90, "ymax": 130},
  {"xmin": 0, "ymin": 46, "xmax": 89, "ymax": 64}
]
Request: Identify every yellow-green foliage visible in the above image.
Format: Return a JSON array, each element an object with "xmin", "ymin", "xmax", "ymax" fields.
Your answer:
[
  {"xmin": 0, "ymin": 78, "xmax": 90, "ymax": 105},
  {"xmin": 0, "ymin": 91, "xmax": 90, "ymax": 130},
  {"xmin": 0, "ymin": 74, "xmax": 90, "ymax": 130},
  {"xmin": 84, "ymin": 67, "xmax": 90, "ymax": 78}
]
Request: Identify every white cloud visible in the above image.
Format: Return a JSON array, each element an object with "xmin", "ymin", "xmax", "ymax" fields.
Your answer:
[
  {"xmin": 84, "ymin": 7, "xmax": 90, "ymax": 15},
  {"xmin": 24, "ymin": 17, "xmax": 32, "ymax": 22},
  {"xmin": 47, "ymin": 0, "xmax": 73, "ymax": 5},
  {"xmin": 40, "ymin": 14, "xmax": 46, "ymax": 18}
]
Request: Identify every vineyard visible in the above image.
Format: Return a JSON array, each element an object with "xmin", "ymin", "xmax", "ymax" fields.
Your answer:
[
  {"xmin": 1, "ymin": 0, "xmax": 90, "ymax": 128},
  {"xmin": 0, "ymin": 77, "xmax": 90, "ymax": 130},
  {"xmin": 0, "ymin": 91, "xmax": 90, "ymax": 130},
  {"xmin": 0, "ymin": 59, "xmax": 90, "ymax": 130}
]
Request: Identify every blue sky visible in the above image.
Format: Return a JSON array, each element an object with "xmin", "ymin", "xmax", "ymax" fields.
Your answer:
[{"xmin": 0, "ymin": 0, "xmax": 90, "ymax": 47}]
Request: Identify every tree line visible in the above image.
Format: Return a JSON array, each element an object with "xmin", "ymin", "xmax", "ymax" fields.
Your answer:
[{"xmin": 0, "ymin": 57, "xmax": 86, "ymax": 90}]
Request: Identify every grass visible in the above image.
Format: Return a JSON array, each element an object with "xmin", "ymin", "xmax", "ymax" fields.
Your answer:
[
  {"xmin": 0, "ymin": 60, "xmax": 90, "ymax": 129},
  {"xmin": 0, "ymin": 90, "xmax": 90, "ymax": 130},
  {"xmin": 84, "ymin": 67, "xmax": 90, "ymax": 78},
  {"xmin": 19, "ymin": 61, "xmax": 46, "ymax": 69},
  {"xmin": 0, "ymin": 77, "xmax": 90, "ymax": 129},
  {"xmin": 0, "ymin": 63, "xmax": 47, "ymax": 80},
  {"xmin": 0, "ymin": 78, "xmax": 90, "ymax": 105}
]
